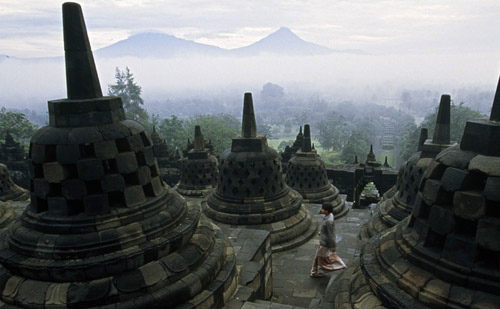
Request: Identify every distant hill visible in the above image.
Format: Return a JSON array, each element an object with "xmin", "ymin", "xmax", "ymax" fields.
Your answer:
[
  {"xmin": 95, "ymin": 32, "xmax": 229, "ymax": 58},
  {"xmin": 231, "ymin": 27, "xmax": 334, "ymax": 56},
  {"xmin": 94, "ymin": 27, "xmax": 360, "ymax": 58}
]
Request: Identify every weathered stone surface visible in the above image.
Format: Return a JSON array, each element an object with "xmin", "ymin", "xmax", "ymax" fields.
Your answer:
[
  {"xmin": 469, "ymin": 155, "xmax": 500, "ymax": 176},
  {"xmin": 453, "ymin": 191, "xmax": 486, "ymax": 220},
  {"xmin": 476, "ymin": 217, "xmax": 500, "ymax": 251},
  {"xmin": 440, "ymin": 167, "xmax": 469, "ymax": 192},
  {"xmin": 484, "ymin": 177, "xmax": 500, "ymax": 202},
  {"xmin": 0, "ymin": 3, "xmax": 237, "ymax": 308},
  {"xmin": 77, "ymin": 158, "xmax": 104, "ymax": 181}
]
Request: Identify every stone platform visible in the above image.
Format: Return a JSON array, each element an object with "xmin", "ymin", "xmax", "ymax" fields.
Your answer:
[{"xmin": 220, "ymin": 203, "xmax": 371, "ymax": 308}]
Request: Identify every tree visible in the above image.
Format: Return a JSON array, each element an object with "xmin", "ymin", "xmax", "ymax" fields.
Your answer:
[
  {"xmin": 317, "ymin": 112, "xmax": 352, "ymax": 151},
  {"xmin": 340, "ymin": 128, "xmax": 370, "ymax": 164},
  {"xmin": 0, "ymin": 107, "xmax": 37, "ymax": 144},
  {"xmin": 260, "ymin": 82, "xmax": 284, "ymax": 102},
  {"xmin": 185, "ymin": 114, "xmax": 240, "ymax": 155},
  {"xmin": 108, "ymin": 67, "xmax": 149, "ymax": 125},
  {"xmin": 157, "ymin": 115, "xmax": 188, "ymax": 151},
  {"xmin": 399, "ymin": 102, "xmax": 484, "ymax": 160}
]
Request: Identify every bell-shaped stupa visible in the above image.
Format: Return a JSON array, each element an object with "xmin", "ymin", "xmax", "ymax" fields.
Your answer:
[
  {"xmin": 0, "ymin": 3, "xmax": 236, "ymax": 308},
  {"xmin": 203, "ymin": 93, "xmax": 317, "ymax": 252},
  {"xmin": 175, "ymin": 125, "xmax": 218, "ymax": 197},
  {"xmin": 285, "ymin": 124, "xmax": 349, "ymax": 217},
  {"xmin": 360, "ymin": 95, "xmax": 455, "ymax": 240},
  {"xmin": 329, "ymin": 77, "xmax": 500, "ymax": 308}
]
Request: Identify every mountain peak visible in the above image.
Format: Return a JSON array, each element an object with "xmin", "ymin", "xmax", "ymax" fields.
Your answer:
[{"xmin": 233, "ymin": 27, "xmax": 332, "ymax": 55}]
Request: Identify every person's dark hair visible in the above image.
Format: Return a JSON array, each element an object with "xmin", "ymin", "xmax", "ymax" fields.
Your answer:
[{"xmin": 321, "ymin": 204, "xmax": 333, "ymax": 214}]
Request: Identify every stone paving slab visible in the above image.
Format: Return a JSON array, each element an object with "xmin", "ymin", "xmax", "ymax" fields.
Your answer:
[{"xmin": 270, "ymin": 204, "xmax": 372, "ymax": 308}]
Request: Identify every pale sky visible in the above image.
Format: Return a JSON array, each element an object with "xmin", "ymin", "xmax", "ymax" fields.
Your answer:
[{"xmin": 1, "ymin": 0, "xmax": 500, "ymax": 58}]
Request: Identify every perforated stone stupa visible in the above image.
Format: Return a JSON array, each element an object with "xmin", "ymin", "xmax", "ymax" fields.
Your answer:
[
  {"xmin": 0, "ymin": 164, "xmax": 29, "ymax": 229},
  {"xmin": 0, "ymin": 3, "xmax": 236, "ymax": 308},
  {"xmin": 285, "ymin": 124, "xmax": 349, "ymax": 218},
  {"xmin": 175, "ymin": 125, "xmax": 218, "ymax": 197},
  {"xmin": 360, "ymin": 95, "xmax": 455, "ymax": 240},
  {"xmin": 203, "ymin": 93, "xmax": 317, "ymax": 252},
  {"xmin": 330, "ymin": 77, "xmax": 500, "ymax": 308}
]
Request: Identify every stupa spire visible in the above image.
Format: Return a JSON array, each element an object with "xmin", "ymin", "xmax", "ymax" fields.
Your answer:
[
  {"xmin": 302, "ymin": 124, "xmax": 312, "ymax": 152},
  {"xmin": 241, "ymin": 93, "xmax": 257, "ymax": 138},
  {"xmin": 63, "ymin": 2, "xmax": 102, "ymax": 100},
  {"xmin": 491, "ymin": 75, "xmax": 500, "ymax": 121},
  {"xmin": 193, "ymin": 125, "xmax": 204, "ymax": 150},
  {"xmin": 432, "ymin": 94, "xmax": 451, "ymax": 144},
  {"xmin": 417, "ymin": 128, "xmax": 428, "ymax": 151}
]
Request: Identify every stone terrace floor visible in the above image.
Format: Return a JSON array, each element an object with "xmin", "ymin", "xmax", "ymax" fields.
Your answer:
[{"xmin": 263, "ymin": 204, "xmax": 372, "ymax": 309}]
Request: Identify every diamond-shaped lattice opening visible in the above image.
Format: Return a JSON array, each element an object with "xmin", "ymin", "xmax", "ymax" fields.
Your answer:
[
  {"xmin": 232, "ymin": 187, "xmax": 239, "ymax": 195},
  {"xmin": 245, "ymin": 188, "xmax": 251, "ymax": 197}
]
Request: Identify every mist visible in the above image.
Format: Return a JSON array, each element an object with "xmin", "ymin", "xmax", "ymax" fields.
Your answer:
[{"xmin": 1, "ymin": 51, "xmax": 498, "ymax": 115}]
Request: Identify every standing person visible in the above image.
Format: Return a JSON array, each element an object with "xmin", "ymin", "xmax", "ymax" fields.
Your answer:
[{"xmin": 310, "ymin": 204, "xmax": 347, "ymax": 278}]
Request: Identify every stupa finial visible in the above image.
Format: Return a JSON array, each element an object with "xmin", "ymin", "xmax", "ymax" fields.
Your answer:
[
  {"xmin": 241, "ymin": 93, "xmax": 257, "ymax": 138},
  {"xmin": 193, "ymin": 125, "xmax": 204, "ymax": 150},
  {"xmin": 491, "ymin": 75, "xmax": 500, "ymax": 121},
  {"xmin": 63, "ymin": 2, "xmax": 102, "ymax": 100},
  {"xmin": 418, "ymin": 128, "xmax": 428, "ymax": 151},
  {"xmin": 354, "ymin": 155, "xmax": 358, "ymax": 164},
  {"xmin": 432, "ymin": 94, "xmax": 451, "ymax": 144},
  {"xmin": 299, "ymin": 126, "xmax": 303, "ymax": 135},
  {"xmin": 303, "ymin": 124, "xmax": 312, "ymax": 152}
]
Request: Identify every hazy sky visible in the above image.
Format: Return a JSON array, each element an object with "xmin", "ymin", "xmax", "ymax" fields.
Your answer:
[{"xmin": 2, "ymin": 0, "xmax": 500, "ymax": 58}]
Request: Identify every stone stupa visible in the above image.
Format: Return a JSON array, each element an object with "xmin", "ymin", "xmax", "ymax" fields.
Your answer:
[
  {"xmin": 285, "ymin": 124, "xmax": 349, "ymax": 218},
  {"xmin": 360, "ymin": 95, "xmax": 455, "ymax": 240},
  {"xmin": 0, "ymin": 3, "xmax": 236, "ymax": 308},
  {"xmin": 329, "ymin": 77, "xmax": 500, "ymax": 308},
  {"xmin": 175, "ymin": 125, "xmax": 218, "ymax": 197},
  {"xmin": 203, "ymin": 93, "xmax": 317, "ymax": 252}
]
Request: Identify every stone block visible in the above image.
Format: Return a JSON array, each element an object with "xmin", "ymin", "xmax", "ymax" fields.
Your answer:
[
  {"xmin": 441, "ymin": 234, "xmax": 477, "ymax": 267},
  {"xmin": 412, "ymin": 194, "xmax": 431, "ymax": 219},
  {"xmin": 124, "ymin": 185, "xmax": 146, "ymax": 207},
  {"xmin": 30, "ymin": 144, "xmax": 51, "ymax": 164},
  {"xmin": 144, "ymin": 177, "xmax": 164, "ymax": 197},
  {"xmin": 127, "ymin": 134, "xmax": 144, "ymax": 152},
  {"xmin": 460, "ymin": 119, "xmax": 500, "ymax": 157},
  {"xmin": 440, "ymin": 167, "xmax": 469, "ymax": 192},
  {"xmin": 469, "ymin": 155, "xmax": 500, "ymax": 177},
  {"xmin": 484, "ymin": 177, "xmax": 500, "ymax": 201},
  {"xmin": 424, "ymin": 161, "xmax": 446, "ymax": 180},
  {"xmin": 47, "ymin": 197, "xmax": 70, "ymax": 216},
  {"xmin": 436, "ymin": 146, "xmax": 476, "ymax": 169},
  {"xmin": 137, "ymin": 147, "xmax": 156, "ymax": 166},
  {"xmin": 453, "ymin": 191, "xmax": 486, "ymax": 220},
  {"xmin": 428, "ymin": 205, "xmax": 455, "ymax": 235},
  {"xmin": 398, "ymin": 266, "xmax": 432, "ymax": 298},
  {"xmin": 77, "ymin": 158, "xmax": 104, "ymax": 181},
  {"xmin": 56, "ymin": 144, "xmax": 80, "ymax": 164},
  {"xmin": 421, "ymin": 179, "xmax": 448, "ymax": 206},
  {"xmin": 43, "ymin": 162, "xmax": 69, "ymax": 183},
  {"xmin": 418, "ymin": 279, "xmax": 450, "ymax": 308},
  {"xmin": 100, "ymin": 174, "xmax": 126, "ymax": 192},
  {"xmin": 61, "ymin": 179, "xmax": 87, "ymax": 200},
  {"xmin": 94, "ymin": 140, "xmax": 118, "ymax": 159},
  {"xmin": 115, "ymin": 152, "xmax": 138, "ymax": 174},
  {"xmin": 33, "ymin": 178, "xmax": 51, "ymax": 199},
  {"xmin": 84, "ymin": 194, "xmax": 110, "ymax": 215},
  {"xmin": 476, "ymin": 217, "xmax": 500, "ymax": 251}
]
